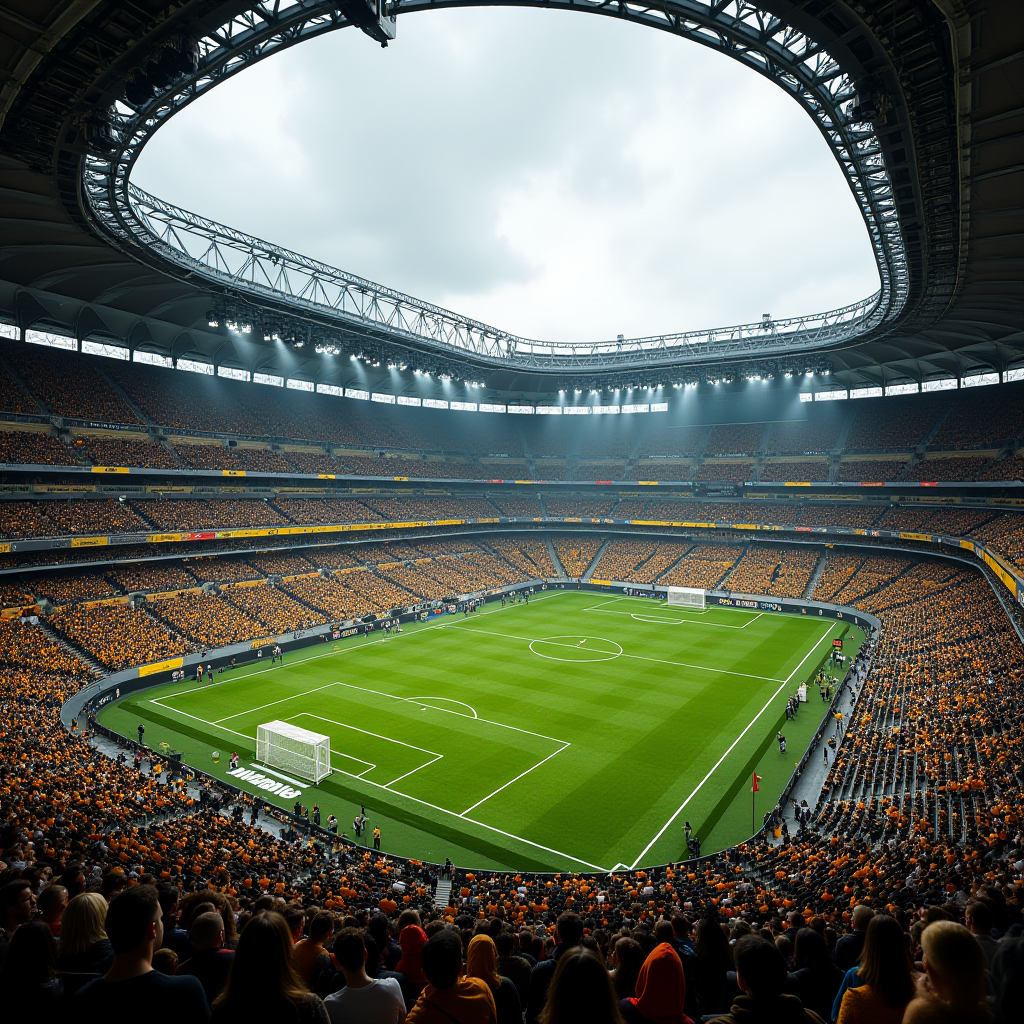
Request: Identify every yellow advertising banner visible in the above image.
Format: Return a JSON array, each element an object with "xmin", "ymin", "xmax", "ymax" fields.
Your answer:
[
  {"xmin": 900, "ymin": 532, "xmax": 933, "ymax": 542},
  {"xmin": 980, "ymin": 548, "xmax": 1019, "ymax": 597},
  {"xmin": 71, "ymin": 536, "xmax": 108, "ymax": 548},
  {"xmin": 139, "ymin": 656, "xmax": 184, "ymax": 677},
  {"xmin": 221, "ymin": 469, "xmax": 246, "ymax": 477},
  {"xmin": 90, "ymin": 466, "xmax": 130, "ymax": 474}
]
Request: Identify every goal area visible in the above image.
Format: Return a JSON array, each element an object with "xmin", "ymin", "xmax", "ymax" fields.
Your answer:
[
  {"xmin": 666, "ymin": 586, "xmax": 705, "ymax": 609},
  {"xmin": 256, "ymin": 720, "xmax": 332, "ymax": 784}
]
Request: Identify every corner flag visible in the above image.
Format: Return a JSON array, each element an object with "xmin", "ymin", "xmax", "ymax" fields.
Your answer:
[{"xmin": 752, "ymin": 771, "xmax": 761, "ymax": 792}]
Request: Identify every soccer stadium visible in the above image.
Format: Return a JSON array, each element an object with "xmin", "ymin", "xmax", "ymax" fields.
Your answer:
[{"xmin": 0, "ymin": 0, "xmax": 1021, "ymax": 1021}]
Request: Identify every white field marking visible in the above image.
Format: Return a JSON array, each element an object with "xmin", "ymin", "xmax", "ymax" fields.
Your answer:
[
  {"xmin": 146, "ymin": 589, "xmax": 564, "ymax": 713},
  {"xmin": 459, "ymin": 741, "xmax": 571, "ymax": 816},
  {"xmin": 290, "ymin": 713, "xmax": 443, "ymax": 758},
  {"xmin": 383, "ymin": 754, "xmax": 445, "ymax": 788},
  {"xmin": 330, "ymin": 680, "xmax": 569, "ymax": 745},
  {"xmin": 529, "ymin": 636, "xmax": 623, "ymax": 663},
  {"xmin": 629, "ymin": 622, "xmax": 837, "ymax": 868},
  {"xmin": 629, "ymin": 610, "xmax": 763, "ymax": 629},
  {"xmin": 586, "ymin": 596, "xmax": 709, "ymax": 616},
  {"xmin": 150, "ymin": 697, "xmax": 254, "ymax": 743},
  {"xmin": 407, "ymin": 697, "xmax": 478, "ymax": 718},
  {"xmin": 153, "ymin": 687, "xmax": 604, "ymax": 871},
  {"xmin": 212, "ymin": 681, "xmax": 341, "ymax": 723},
  {"xmin": 248, "ymin": 763, "xmax": 305, "ymax": 786},
  {"xmin": 451, "ymin": 624, "xmax": 787, "ymax": 683}
]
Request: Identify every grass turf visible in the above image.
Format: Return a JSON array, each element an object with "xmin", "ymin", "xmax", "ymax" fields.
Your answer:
[{"xmin": 99, "ymin": 589, "xmax": 856, "ymax": 872}]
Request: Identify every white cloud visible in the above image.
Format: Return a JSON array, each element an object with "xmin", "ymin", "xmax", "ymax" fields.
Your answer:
[{"xmin": 134, "ymin": 7, "xmax": 877, "ymax": 342}]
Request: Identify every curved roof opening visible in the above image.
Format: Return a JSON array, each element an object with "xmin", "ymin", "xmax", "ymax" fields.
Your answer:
[{"xmin": 133, "ymin": 6, "xmax": 878, "ymax": 345}]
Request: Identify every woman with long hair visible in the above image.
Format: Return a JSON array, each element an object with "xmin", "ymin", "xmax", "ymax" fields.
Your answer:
[
  {"xmin": 211, "ymin": 912, "xmax": 329, "ymax": 1024},
  {"xmin": 903, "ymin": 921, "xmax": 990, "ymax": 1024},
  {"xmin": 611, "ymin": 937, "xmax": 646, "ymax": 1000},
  {"xmin": 835, "ymin": 915, "xmax": 917, "ymax": 1024},
  {"xmin": 466, "ymin": 934, "xmax": 522, "ymax": 1024},
  {"xmin": 786, "ymin": 927, "xmax": 844, "ymax": 1021},
  {"xmin": 57, "ymin": 891, "xmax": 114, "ymax": 991},
  {"xmin": 540, "ymin": 946, "xmax": 624, "ymax": 1024},
  {"xmin": 619, "ymin": 942, "xmax": 692, "ymax": 1024},
  {"xmin": 694, "ymin": 908, "xmax": 733, "ymax": 1016},
  {"xmin": 0, "ymin": 920, "xmax": 64, "ymax": 1012}
]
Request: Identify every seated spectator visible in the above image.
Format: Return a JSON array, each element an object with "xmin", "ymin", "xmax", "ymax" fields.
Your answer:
[
  {"xmin": 57, "ymin": 892, "xmax": 114, "ymax": 991},
  {"xmin": 989, "ymin": 938, "xmax": 1022, "ymax": 1024},
  {"xmin": 527, "ymin": 911, "xmax": 584, "ymax": 1023},
  {"xmin": 395, "ymin": 924, "xmax": 429, "ymax": 1006},
  {"xmin": 709, "ymin": 936, "xmax": 821, "ymax": 1024},
  {"xmin": 466, "ymin": 934, "xmax": 522, "ymax": 1024},
  {"xmin": 0, "ymin": 919, "xmax": 64, "ymax": 1014},
  {"xmin": 294, "ymin": 911, "xmax": 335, "ymax": 992},
  {"xmin": 833, "ymin": 915, "xmax": 917, "ymax": 1024},
  {"xmin": 903, "ymin": 922, "xmax": 990, "ymax": 1024},
  {"xmin": 619, "ymin": 942, "xmax": 691, "ymax": 1024},
  {"xmin": 176, "ymin": 911, "xmax": 234, "ymax": 1004},
  {"xmin": 612, "ymin": 937, "xmax": 646, "ymax": 1000},
  {"xmin": 211, "ymin": 911, "xmax": 328, "ymax": 1024},
  {"xmin": 36, "ymin": 884, "xmax": 68, "ymax": 939},
  {"xmin": 964, "ymin": 901, "xmax": 1000, "ymax": 967},
  {"xmin": 539, "ymin": 946, "xmax": 623, "ymax": 1024},
  {"xmin": 494, "ymin": 929, "xmax": 531, "ymax": 1006},
  {"xmin": 76, "ymin": 885, "xmax": 209, "ymax": 1022},
  {"xmin": 324, "ymin": 926, "xmax": 406, "ymax": 1024},
  {"xmin": 0, "ymin": 878, "xmax": 35, "ymax": 959},
  {"xmin": 833, "ymin": 905, "xmax": 874, "ymax": 973},
  {"xmin": 153, "ymin": 948, "xmax": 180, "ymax": 975},
  {"xmin": 406, "ymin": 930, "xmax": 496, "ymax": 1024},
  {"xmin": 786, "ymin": 928, "xmax": 843, "ymax": 1022}
]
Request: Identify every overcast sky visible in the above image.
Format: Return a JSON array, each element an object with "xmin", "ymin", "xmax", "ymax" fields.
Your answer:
[{"xmin": 134, "ymin": 7, "xmax": 877, "ymax": 343}]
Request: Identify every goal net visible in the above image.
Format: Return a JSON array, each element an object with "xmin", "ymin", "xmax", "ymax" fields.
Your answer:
[
  {"xmin": 666, "ymin": 586, "xmax": 705, "ymax": 609},
  {"xmin": 256, "ymin": 720, "xmax": 332, "ymax": 784}
]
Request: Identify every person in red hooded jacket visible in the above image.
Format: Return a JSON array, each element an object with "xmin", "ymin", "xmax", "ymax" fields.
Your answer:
[
  {"xmin": 619, "ymin": 943, "xmax": 692, "ymax": 1024},
  {"xmin": 395, "ymin": 925, "xmax": 428, "ymax": 1009}
]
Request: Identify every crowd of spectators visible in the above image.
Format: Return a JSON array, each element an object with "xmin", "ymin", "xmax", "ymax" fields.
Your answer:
[
  {"xmin": 553, "ymin": 538, "xmax": 603, "ymax": 579},
  {"xmin": 1, "ymin": 527, "xmax": 1023, "ymax": 1022},
  {"xmin": 0, "ymin": 428, "xmax": 80, "ymax": 466},
  {"xmin": 69, "ymin": 434, "xmax": 181, "ymax": 470},
  {"xmin": 660, "ymin": 545, "xmax": 743, "ymax": 589},
  {"xmin": 759, "ymin": 461, "xmax": 831, "ymax": 482}
]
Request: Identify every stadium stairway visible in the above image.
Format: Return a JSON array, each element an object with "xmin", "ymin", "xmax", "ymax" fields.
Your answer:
[
  {"xmin": 545, "ymin": 536, "xmax": 566, "ymax": 578},
  {"xmin": 804, "ymin": 552, "xmax": 829, "ymax": 599},
  {"xmin": 36, "ymin": 619, "xmax": 104, "ymax": 676},
  {"xmin": 433, "ymin": 879, "xmax": 452, "ymax": 909},
  {"xmin": 581, "ymin": 537, "xmax": 610, "ymax": 581}
]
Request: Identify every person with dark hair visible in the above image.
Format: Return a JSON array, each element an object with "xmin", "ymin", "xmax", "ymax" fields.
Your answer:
[
  {"xmin": 708, "ymin": 936, "xmax": 822, "ymax": 1024},
  {"xmin": 495, "ymin": 929, "xmax": 531, "ymax": 1006},
  {"xmin": 324, "ymin": 927, "xmax": 406, "ymax": 1023},
  {"xmin": 466, "ymin": 934, "xmax": 522, "ymax": 1024},
  {"xmin": 0, "ymin": 919, "xmax": 64, "ymax": 1013},
  {"xmin": 0, "ymin": 878, "xmax": 34, "ymax": 960},
  {"xmin": 156, "ymin": 882, "xmax": 190, "ymax": 959},
  {"xmin": 37, "ymin": 883, "xmax": 68, "ymax": 939},
  {"xmin": 619, "ymin": 942, "xmax": 691, "ymax": 1024},
  {"xmin": 211, "ymin": 911, "xmax": 328, "ymax": 1023},
  {"xmin": 294, "ymin": 912, "xmax": 334, "ymax": 989},
  {"xmin": 833, "ymin": 915, "xmax": 917, "ymax": 1024},
  {"xmin": 176, "ymin": 911, "xmax": 234, "ymax": 1003},
  {"xmin": 989, "ymin": 936, "xmax": 1023, "ymax": 1024},
  {"xmin": 539, "ymin": 946, "xmax": 623, "ymax": 1024},
  {"xmin": 785, "ymin": 928, "xmax": 844, "ymax": 1021},
  {"xmin": 695, "ymin": 907, "xmax": 734, "ymax": 1016},
  {"xmin": 526, "ymin": 911, "xmax": 584, "ymax": 1024},
  {"xmin": 612, "ymin": 937, "xmax": 647, "ymax": 1000},
  {"xmin": 406, "ymin": 930, "xmax": 496, "ymax": 1024},
  {"xmin": 75, "ymin": 884, "xmax": 209, "ymax": 1022},
  {"xmin": 964, "ymin": 901, "xmax": 999, "ymax": 967}
]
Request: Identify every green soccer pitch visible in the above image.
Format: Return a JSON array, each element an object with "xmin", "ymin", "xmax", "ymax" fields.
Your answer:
[{"xmin": 98, "ymin": 589, "xmax": 860, "ymax": 872}]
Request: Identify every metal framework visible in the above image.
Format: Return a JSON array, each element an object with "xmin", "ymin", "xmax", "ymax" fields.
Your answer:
[{"xmin": 81, "ymin": 0, "xmax": 909, "ymax": 373}]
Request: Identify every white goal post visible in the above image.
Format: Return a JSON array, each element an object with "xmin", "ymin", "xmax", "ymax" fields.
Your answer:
[
  {"xmin": 256, "ymin": 720, "xmax": 332, "ymax": 784},
  {"xmin": 666, "ymin": 586, "xmax": 706, "ymax": 609}
]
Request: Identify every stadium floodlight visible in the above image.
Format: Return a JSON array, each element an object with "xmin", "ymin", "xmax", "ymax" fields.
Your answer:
[{"xmin": 256, "ymin": 720, "xmax": 331, "ymax": 784}]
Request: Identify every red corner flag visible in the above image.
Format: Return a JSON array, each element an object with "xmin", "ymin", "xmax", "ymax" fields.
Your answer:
[{"xmin": 752, "ymin": 772, "xmax": 761, "ymax": 792}]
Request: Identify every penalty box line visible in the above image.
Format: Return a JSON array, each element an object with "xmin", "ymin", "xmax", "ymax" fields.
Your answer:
[
  {"xmin": 628, "ymin": 621, "xmax": 837, "ymax": 869},
  {"xmin": 149, "ymin": 695, "xmax": 601, "ymax": 872}
]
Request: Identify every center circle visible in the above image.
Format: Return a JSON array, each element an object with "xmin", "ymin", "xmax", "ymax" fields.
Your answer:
[{"xmin": 528, "ymin": 635, "xmax": 623, "ymax": 663}]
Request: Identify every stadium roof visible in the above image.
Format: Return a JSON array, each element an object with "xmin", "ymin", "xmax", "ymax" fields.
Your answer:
[{"xmin": 0, "ymin": 0, "xmax": 1020, "ymax": 397}]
